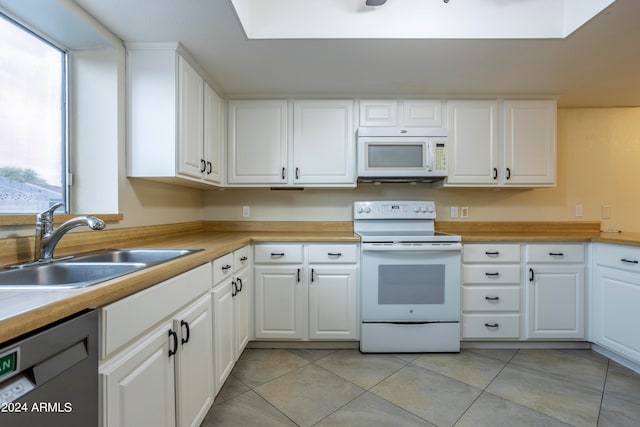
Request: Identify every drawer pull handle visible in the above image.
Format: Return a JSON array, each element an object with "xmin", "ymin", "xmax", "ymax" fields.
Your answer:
[
  {"xmin": 485, "ymin": 272, "xmax": 500, "ymax": 277},
  {"xmin": 240, "ymin": 256, "xmax": 248, "ymax": 262},
  {"xmin": 485, "ymin": 251, "xmax": 500, "ymax": 256},
  {"xmin": 549, "ymin": 252, "xmax": 565, "ymax": 257},
  {"xmin": 222, "ymin": 264, "xmax": 232, "ymax": 271},
  {"xmin": 485, "ymin": 296, "xmax": 500, "ymax": 301},
  {"xmin": 271, "ymin": 253, "xmax": 285, "ymax": 257},
  {"xmin": 529, "ymin": 268, "xmax": 535, "ymax": 282},
  {"xmin": 621, "ymin": 258, "xmax": 639, "ymax": 264},
  {"xmin": 328, "ymin": 252, "xmax": 342, "ymax": 257},
  {"xmin": 484, "ymin": 323, "xmax": 500, "ymax": 328}
]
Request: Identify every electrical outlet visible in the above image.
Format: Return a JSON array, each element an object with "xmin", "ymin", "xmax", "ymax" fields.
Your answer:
[
  {"xmin": 574, "ymin": 204, "xmax": 583, "ymax": 217},
  {"xmin": 601, "ymin": 205, "xmax": 611, "ymax": 219},
  {"xmin": 242, "ymin": 206, "xmax": 250, "ymax": 218},
  {"xmin": 450, "ymin": 206, "xmax": 459, "ymax": 218},
  {"xmin": 460, "ymin": 206, "xmax": 469, "ymax": 218}
]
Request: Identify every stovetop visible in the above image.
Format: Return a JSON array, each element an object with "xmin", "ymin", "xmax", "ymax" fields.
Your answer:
[{"xmin": 353, "ymin": 200, "xmax": 461, "ymax": 243}]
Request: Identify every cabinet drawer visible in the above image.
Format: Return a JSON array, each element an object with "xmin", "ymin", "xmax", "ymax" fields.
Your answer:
[
  {"xmin": 463, "ymin": 265, "xmax": 521, "ymax": 284},
  {"xmin": 463, "ymin": 244, "xmax": 520, "ymax": 263},
  {"xmin": 213, "ymin": 252, "xmax": 234, "ymax": 284},
  {"xmin": 234, "ymin": 246, "xmax": 251, "ymax": 271},
  {"xmin": 595, "ymin": 243, "xmax": 640, "ymax": 272},
  {"xmin": 254, "ymin": 244, "xmax": 303, "ymax": 264},
  {"xmin": 462, "ymin": 286, "xmax": 520, "ymax": 311},
  {"xmin": 308, "ymin": 244, "xmax": 358, "ymax": 264},
  {"xmin": 101, "ymin": 263, "xmax": 211, "ymax": 358},
  {"xmin": 526, "ymin": 244, "xmax": 585, "ymax": 263},
  {"xmin": 462, "ymin": 314, "xmax": 520, "ymax": 339}
]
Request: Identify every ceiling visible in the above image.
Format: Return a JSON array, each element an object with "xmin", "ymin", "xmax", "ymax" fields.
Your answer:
[{"xmin": 70, "ymin": 0, "xmax": 640, "ymax": 107}]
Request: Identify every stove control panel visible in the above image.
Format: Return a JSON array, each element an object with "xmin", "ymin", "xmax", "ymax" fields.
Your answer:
[{"xmin": 354, "ymin": 201, "xmax": 436, "ymax": 220}]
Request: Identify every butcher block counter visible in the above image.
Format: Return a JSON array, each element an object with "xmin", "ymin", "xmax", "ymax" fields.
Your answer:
[{"xmin": 2, "ymin": 220, "xmax": 640, "ymax": 344}]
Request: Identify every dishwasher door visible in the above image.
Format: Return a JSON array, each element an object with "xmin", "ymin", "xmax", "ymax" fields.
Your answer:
[{"xmin": 0, "ymin": 309, "xmax": 98, "ymax": 427}]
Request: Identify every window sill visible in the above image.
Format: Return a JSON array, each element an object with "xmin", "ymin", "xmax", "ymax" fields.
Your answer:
[{"xmin": 0, "ymin": 213, "xmax": 124, "ymax": 227}]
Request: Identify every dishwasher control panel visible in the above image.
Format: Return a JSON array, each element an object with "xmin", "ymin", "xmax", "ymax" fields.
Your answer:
[{"xmin": 0, "ymin": 375, "xmax": 34, "ymax": 405}]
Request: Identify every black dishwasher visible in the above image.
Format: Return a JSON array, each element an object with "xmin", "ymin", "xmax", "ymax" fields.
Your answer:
[{"xmin": 0, "ymin": 309, "xmax": 98, "ymax": 427}]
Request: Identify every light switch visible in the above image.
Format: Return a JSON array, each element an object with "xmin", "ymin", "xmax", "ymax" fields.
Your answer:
[
  {"xmin": 242, "ymin": 206, "xmax": 250, "ymax": 218},
  {"xmin": 450, "ymin": 206, "xmax": 459, "ymax": 218}
]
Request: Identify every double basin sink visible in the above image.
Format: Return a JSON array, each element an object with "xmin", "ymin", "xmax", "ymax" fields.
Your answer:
[{"xmin": 0, "ymin": 249, "xmax": 202, "ymax": 289}]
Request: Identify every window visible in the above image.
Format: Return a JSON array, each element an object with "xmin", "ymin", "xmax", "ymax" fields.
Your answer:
[{"xmin": 0, "ymin": 13, "xmax": 67, "ymax": 214}]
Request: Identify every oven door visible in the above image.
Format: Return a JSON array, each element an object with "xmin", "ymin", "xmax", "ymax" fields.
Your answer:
[{"xmin": 361, "ymin": 243, "xmax": 461, "ymax": 322}]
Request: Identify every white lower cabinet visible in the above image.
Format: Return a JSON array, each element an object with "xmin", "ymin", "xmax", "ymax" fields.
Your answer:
[
  {"xmin": 254, "ymin": 243, "xmax": 358, "ymax": 341},
  {"xmin": 593, "ymin": 243, "xmax": 640, "ymax": 364},
  {"xmin": 211, "ymin": 246, "xmax": 252, "ymax": 395},
  {"xmin": 99, "ymin": 264, "xmax": 214, "ymax": 427},
  {"xmin": 525, "ymin": 244, "xmax": 585, "ymax": 339},
  {"xmin": 462, "ymin": 243, "xmax": 522, "ymax": 339}
]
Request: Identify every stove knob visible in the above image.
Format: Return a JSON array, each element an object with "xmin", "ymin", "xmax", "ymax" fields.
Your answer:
[
  {"xmin": 357, "ymin": 207, "xmax": 364, "ymax": 213},
  {"xmin": 427, "ymin": 206, "xmax": 434, "ymax": 213},
  {"xmin": 364, "ymin": 207, "xmax": 371, "ymax": 213},
  {"xmin": 414, "ymin": 207, "xmax": 420, "ymax": 213}
]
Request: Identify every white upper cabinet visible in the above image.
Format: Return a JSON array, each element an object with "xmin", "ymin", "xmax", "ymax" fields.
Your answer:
[
  {"xmin": 203, "ymin": 84, "xmax": 224, "ymax": 184},
  {"xmin": 503, "ymin": 100, "xmax": 556, "ymax": 186},
  {"xmin": 293, "ymin": 100, "xmax": 355, "ymax": 185},
  {"xmin": 177, "ymin": 56, "xmax": 205, "ymax": 179},
  {"xmin": 443, "ymin": 99, "xmax": 556, "ymax": 187},
  {"xmin": 445, "ymin": 100, "xmax": 500, "ymax": 186},
  {"xmin": 227, "ymin": 99, "xmax": 356, "ymax": 187},
  {"xmin": 359, "ymin": 99, "xmax": 444, "ymax": 127},
  {"xmin": 227, "ymin": 100, "xmax": 288, "ymax": 185},
  {"xmin": 126, "ymin": 44, "xmax": 224, "ymax": 188}
]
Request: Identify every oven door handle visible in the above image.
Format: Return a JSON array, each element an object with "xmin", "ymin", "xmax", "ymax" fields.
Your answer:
[{"xmin": 361, "ymin": 243, "xmax": 462, "ymax": 251}]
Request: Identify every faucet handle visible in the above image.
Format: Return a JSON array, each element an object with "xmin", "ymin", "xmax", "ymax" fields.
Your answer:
[{"xmin": 36, "ymin": 202, "xmax": 64, "ymax": 221}]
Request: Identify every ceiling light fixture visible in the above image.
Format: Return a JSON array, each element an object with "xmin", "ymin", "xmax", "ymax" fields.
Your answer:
[{"xmin": 365, "ymin": 0, "xmax": 387, "ymax": 6}]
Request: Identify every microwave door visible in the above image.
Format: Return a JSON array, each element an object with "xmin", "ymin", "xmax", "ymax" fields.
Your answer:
[{"xmin": 360, "ymin": 138, "xmax": 427, "ymax": 177}]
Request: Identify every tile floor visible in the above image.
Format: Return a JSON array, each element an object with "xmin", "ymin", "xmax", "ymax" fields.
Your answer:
[{"xmin": 201, "ymin": 348, "xmax": 640, "ymax": 427}]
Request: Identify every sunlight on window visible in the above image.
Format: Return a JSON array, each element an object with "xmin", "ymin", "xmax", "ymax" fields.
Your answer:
[{"xmin": 0, "ymin": 14, "xmax": 66, "ymax": 214}]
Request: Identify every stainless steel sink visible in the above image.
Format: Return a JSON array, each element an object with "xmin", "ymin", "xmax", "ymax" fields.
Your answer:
[
  {"xmin": 0, "ymin": 262, "xmax": 146, "ymax": 289},
  {"xmin": 70, "ymin": 248, "xmax": 199, "ymax": 264},
  {"xmin": 0, "ymin": 248, "xmax": 202, "ymax": 289}
]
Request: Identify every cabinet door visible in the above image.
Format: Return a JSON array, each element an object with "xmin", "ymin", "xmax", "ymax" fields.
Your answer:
[
  {"xmin": 174, "ymin": 295, "xmax": 214, "ymax": 427},
  {"xmin": 254, "ymin": 266, "xmax": 305, "ymax": 340},
  {"xmin": 177, "ymin": 56, "xmax": 204, "ymax": 179},
  {"xmin": 503, "ymin": 100, "xmax": 556, "ymax": 186},
  {"xmin": 445, "ymin": 100, "xmax": 499, "ymax": 185},
  {"xmin": 593, "ymin": 266, "xmax": 640, "ymax": 363},
  {"xmin": 403, "ymin": 100, "xmax": 444, "ymax": 127},
  {"xmin": 293, "ymin": 100, "xmax": 355, "ymax": 185},
  {"xmin": 227, "ymin": 100, "xmax": 288, "ymax": 184},
  {"xmin": 203, "ymin": 83, "xmax": 223, "ymax": 184},
  {"xmin": 308, "ymin": 266, "xmax": 358, "ymax": 340},
  {"xmin": 212, "ymin": 280, "xmax": 235, "ymax": 394},
  {"xmin": 234, "ymin": 268, "xmax": 251, "ymax": 355},
  {"xmin": 101, "ymin": 322, "xmax": 176, "ymax": 427},
  {"xmin": 359, "ymin": 99, "xmax": 398, "ymax": 126},
  {"xmin": 526, "ymin": 265, "xmax": 584, "ymax": 339}
]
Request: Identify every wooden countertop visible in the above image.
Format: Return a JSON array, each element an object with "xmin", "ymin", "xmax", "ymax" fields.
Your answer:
[
  {"xmin": 2, "ymin": 219, "xmax": 640, "ymax": 344},
  {"xmin": 0, "ymin": 226, "xmax": 359, "ymax": 343}
]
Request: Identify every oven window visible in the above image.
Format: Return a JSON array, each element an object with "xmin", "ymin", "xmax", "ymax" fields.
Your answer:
[
  {"xmin": 378, "ymin": 265, "xmax": 445, "ymax": 304},
  {"xmin": 367, "ymin": 144, "xmax": 424, "ymax": 168}
]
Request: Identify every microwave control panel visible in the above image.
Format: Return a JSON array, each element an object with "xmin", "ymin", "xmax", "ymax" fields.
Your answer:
[{"xmin": 433, "ymin": 142, "xmax": 447, "ymax": 171}]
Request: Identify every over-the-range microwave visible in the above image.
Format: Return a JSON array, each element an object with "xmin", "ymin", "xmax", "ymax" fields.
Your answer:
[{"xmin": 356, "ymin": 127, "xmax": 448, "ymax": 183}]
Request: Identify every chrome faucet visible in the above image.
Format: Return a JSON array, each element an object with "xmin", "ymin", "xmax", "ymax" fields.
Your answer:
[{"xmin": 34, "ymin": 202, "xmax": 106, "ymax": 262}]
